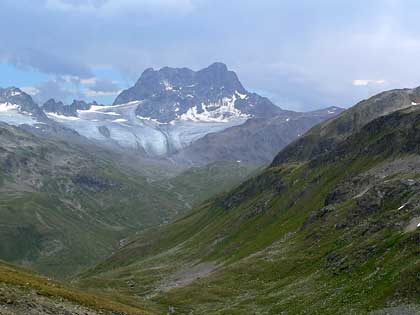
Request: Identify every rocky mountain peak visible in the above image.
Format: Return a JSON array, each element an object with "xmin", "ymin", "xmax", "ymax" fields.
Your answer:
[{"xmin": 113, "ymin": 63, "xmax": 281, "ymax": 123}]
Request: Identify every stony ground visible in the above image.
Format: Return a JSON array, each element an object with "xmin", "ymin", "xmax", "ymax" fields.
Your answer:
[
  {"xmin": 0, "ymin": 283, "xmax": 123, "ymax": 315},
  {"xmin": 369, "ymin": 304, "xmax": 420, "ymax": 315}
]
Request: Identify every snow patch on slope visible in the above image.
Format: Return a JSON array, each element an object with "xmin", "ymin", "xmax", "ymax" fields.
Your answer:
[
  {"xmin": 235, "ymin": 91, "xmax": 248, "ymax": 100},
  {"xmin": 46, "ymin": 112, "xmax": 80, "ymax": 120},
  {"xmin": 137, "ymin": 115, "xmax": 168, "ymax": 125},
  {"xmin": 162, "ymin": 80, "xmax": 174, "ymax": 91},
  {"xmin": 10, "ymin": 90, "xmax": 22, "ymax": 96},
  {"xmin": 178, "ymin": 93, "xmax": 251, "ymax": 123},
  {"xmin": 112, "ymin": 118, "xmax": 128, "ymax": 123},
  {"xmin": 0, "ymin": 102, "xmax": 20, "ymax": 112}
]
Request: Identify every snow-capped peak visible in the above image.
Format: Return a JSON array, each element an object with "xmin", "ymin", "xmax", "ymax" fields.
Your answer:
[{"xmin": 114, "ymin": 63, "xmax": 282, "ymax": 123}]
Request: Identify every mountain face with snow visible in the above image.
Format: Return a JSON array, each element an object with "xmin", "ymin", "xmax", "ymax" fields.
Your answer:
[
  {"xmin": 42, "ymin": 63, "xmax": 292, "ymax": 158},
  {"xmin": 0, "ymin": 87, "xmax": 47, "ymax": 124},
  {"xmin": 114, "ymin": 62, "xmax": 282, "ymax": 123},
  {"xmin": 0, "ymin": 64, "xmax": 344, "ymax": 164}
]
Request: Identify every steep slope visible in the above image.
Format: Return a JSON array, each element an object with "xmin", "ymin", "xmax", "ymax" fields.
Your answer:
[
  {"xmin": 0, "ymin": 122, "xmax": 185, "ymax": 278},
  {"xmin": 172, "ymin": 106, "xmax": 343, "ymax": 165},
  {"xmin": 0, "ymin": 260, "xmax": 155, "ymax": 314},
  {"xmin": 79, "ymin": 101, "xmax": 420, "ymax": 314}
]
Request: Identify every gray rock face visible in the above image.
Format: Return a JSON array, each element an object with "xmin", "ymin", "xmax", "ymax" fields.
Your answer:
[
  {"xmin": 0, "ymin": 87, "xmax": 47, "ymax": 121},
  {"xmin": 113, "ymin": 62, "xmax": 282, "ymax": 123},
  {"xmin": 42, "ymin": 99, "xmax": 97, "ymax": 117}
]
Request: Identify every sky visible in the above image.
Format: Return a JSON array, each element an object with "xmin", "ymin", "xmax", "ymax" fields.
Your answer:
[{"xmin": 1, "ymin": 0, "xmax": 420, "ymax": 110}]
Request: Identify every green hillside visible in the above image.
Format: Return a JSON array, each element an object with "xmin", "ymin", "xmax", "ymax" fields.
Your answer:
[
  {"xmin": 78, "ymin": 106, "xmax": 420, "ymax": 314},
  {"xmin": 164, "ymin": 161, "xmax": 259, "ymax": 209},
  {"xmin": 0, "ymin": 123, "xmax": 187, "ymax": 278}
]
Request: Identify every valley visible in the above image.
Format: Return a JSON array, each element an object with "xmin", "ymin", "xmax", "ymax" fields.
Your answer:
[
  {"xmin": 77, "ymin": 89, "xmax": 420, "ymax": 314},
  {"xmin": 0, "ymin": 65, "xmax": 418, "ymax": 314}
]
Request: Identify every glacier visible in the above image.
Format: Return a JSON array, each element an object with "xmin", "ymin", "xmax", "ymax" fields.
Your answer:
[{"xmin": 46, "ymin": 101, "xmax": 247, "ymax": 156}]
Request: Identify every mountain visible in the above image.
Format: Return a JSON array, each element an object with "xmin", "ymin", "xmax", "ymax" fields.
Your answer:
[
  {"xmin": 40, "ymin": 63, "xmax": 342, "ymax": 162},
  {"xmin": 0, "ymin": 87, "xmax": 48, "ymax": 124},
  {"xmin": 172, "ymin": 106, "xmax": 343, "ymax": 165},
  {"xmin": 0, "ymin": 66, "xmax": 342, "ymax": 166},
  {"xmin": 114, "ymin": 62, "xmax": 282, "ymax": 123},
  {"xmin": 42, "ymin": 99, "xmax": 98, "ymax": 117},
  {"xmin": 78, "ymin": 88, "xmax": 420, "ymax": 314}
]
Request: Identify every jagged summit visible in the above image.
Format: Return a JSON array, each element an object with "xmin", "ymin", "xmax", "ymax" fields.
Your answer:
[
  {"xmin": 42, "ymin": 98, "xmax": 97, "ymax": 117},
  {"xmin": 113, "ymin": 62, "xmax": 281, "ymax": 123}
]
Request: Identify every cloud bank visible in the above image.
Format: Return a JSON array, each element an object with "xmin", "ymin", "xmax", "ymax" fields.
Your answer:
[{"xmin": 1, "ymin": 0, "xmax": 420, "ymax": 109}]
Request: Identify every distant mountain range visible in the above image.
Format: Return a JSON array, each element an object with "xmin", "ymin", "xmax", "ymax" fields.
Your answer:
[
  {"xmin": 0, "ymin": 63, "xmax": 343, "ymax": 165},
  {"xmin": 42, "ymin": 99, "xmax": 99, "ymax": 117}
]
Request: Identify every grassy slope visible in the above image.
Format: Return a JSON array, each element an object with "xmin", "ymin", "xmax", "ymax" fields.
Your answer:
[
  {"xmin": 79, "ymin": 108, "xmax": 420, "ymax": 314},
  {"xmin": 165, "ymin": 161, "xmax": 259, "ymax": 208}
]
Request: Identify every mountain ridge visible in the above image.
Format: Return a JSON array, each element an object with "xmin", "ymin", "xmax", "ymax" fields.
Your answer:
[
  {"xmin": 272, "ymin": 86, "xmax": 420, "ymax": 166},
  {"xmin": 42, "ymin": 98, "xmax": 100, "ymax": 117}
]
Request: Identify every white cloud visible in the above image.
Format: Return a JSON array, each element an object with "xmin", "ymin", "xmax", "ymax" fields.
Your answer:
[
  {"xmin": 352, "ymin": 80, "xmax": 370, "ymax": 86},
  {"xmin": 3, "ymin": 0, "xmax": 420, "ymax": 110},
  {"xmin": 84, "ymin": 89, "xmax": 122, "ymax": 97},
  {"xmin": 80, "ymin": 77, "xmax": 97, "ymax": 84},
  {"xmin": 21, "ymin": 86, "xmax": 40, "ymax": 96},
  {"xmin": 352, "ymin": 79, "xmax": 386, "ymax": 86}
]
